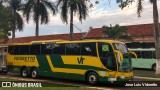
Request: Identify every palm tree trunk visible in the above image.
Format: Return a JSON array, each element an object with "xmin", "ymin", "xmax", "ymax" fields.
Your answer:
[
  {"xmin": 12, "ymin": 30, "xmax": 15, "ymax": 43},
  {"xmin": 153, "ymin": 0, "xmax": 160, "ymax": 74},
  {"xmin": 12, "ymin": 10, "xmax": 16, "ymax": 43},
  {"xmin": 35, "ymin": 18, "xmax": 39, "ymax": 40},
  {"xmin": 70, "ymin": 9, "xmax": 74, "ymax": 41},
  {"xmin": 35, "ymin": 0, "xmax": 39, "ymax": 40}
]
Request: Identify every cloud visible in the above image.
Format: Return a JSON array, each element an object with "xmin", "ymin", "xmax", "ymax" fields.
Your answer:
[{"xmin": 13, "ymin": 0, "xmax": 160, "ymax": 38}]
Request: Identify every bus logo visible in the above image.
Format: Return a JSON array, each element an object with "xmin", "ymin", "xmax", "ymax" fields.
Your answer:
[{"xmin": 77, "ymin": 56, "xmax": 85, "ymax": 64}]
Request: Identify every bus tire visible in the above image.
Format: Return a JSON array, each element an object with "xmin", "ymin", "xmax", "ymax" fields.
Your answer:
[
  {"xmin": 21, "ymin": 67, "xmax": 28, "ymax": 78},
  {"xmin": 31, "ymin": 68, "xmax": 39, "ymax": 79},
  {"xmin": 87, "ymin": 72, "xmax": 98, "ymax": 85},
  {"xmin": 152, "ymin": 64, "xmax": 156, "ymax": 71}
]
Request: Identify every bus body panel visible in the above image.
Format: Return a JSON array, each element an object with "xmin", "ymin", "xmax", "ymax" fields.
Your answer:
[
  {"xmin": 129, "ymin": 48, "xmax": 156, "ymax": 69},
  {"xmin": 7, "ymin": 40, "xmax": 133, "ymax": 83}
]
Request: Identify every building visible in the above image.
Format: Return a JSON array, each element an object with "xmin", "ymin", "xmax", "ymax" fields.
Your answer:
[
  {"xmin": 7, "ymin": 23, "xmax": 159, "ymax": 48},
  {"xmin": 84, "ymin": 23, "xmax": 158, "ymax": 48}
]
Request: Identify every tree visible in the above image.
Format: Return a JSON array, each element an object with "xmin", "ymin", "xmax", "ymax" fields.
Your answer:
[
  {"xmin": 0, "ymin": 1, "xmax": 13, "ymax": 44},
  {"xmin": 57, "ymin": 0, "xmax": 88, "ymax": 40},
  {"xmin": 8, "ymin": 0, "xmax": 24, "ymax": 43},
  {"xmin": 23, "ymin": 0, "xmax": 57, "ymax": 40},
  {"xmin": 102, "ymin": 24, "xmax": 132, "ymax": 41},
  {"xmin": 117, "ymin": 0, "xmax": 160, "ymax": 74}
]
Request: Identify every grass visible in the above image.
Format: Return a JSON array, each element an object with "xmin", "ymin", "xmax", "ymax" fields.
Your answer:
[{"xmin": 134, "ymin": 69, "xmax": 160, "ymax": 78}]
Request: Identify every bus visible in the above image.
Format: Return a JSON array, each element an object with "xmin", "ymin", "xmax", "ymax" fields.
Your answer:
[
  {"xmin": 7, "ymin": 40, "xmax": 136, "ymax": 84},
  {"xmin": 0, "ymin": 45, "xmax": 7, "ymax": 74},
  {"xmin": 129, "ymin": 48, "xmax": 156, "ymax": 70}
]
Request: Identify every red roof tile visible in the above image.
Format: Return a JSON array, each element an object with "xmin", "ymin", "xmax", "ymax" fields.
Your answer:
[
  {"xmin": 8, "ymin": 33, "xmax": 84, "ymax": 44},
  {"xmin": 6, "ymin": 23, "xmax": 159, "ymax": 44},
  {"xmin": 85, "ymin": 23, "xmax": 160, "ymax": 41}
]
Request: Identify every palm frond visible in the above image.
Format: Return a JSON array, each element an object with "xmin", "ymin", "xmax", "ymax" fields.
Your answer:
[
  {"xmin": 44, "ymin": 1, "xmax": 57, "ymax": 15},
  {"xmin": 16, "ymin": 12, "xmax": 24, "ymax": 31},
  {"xmin": 39, "ymin": 2, "xmax": 49, "ymax": 24},
  {"xmin": 23, "ymin": 0, "xmax": 34, "ymax": 22},
  {"xmin": 102, "ymin": 24, "xmax": 131, "ymax": 41},
  {"xmin": 137, "ymin": 0, "xmax": 143, "ymax": 17},
  {"xmin": 61, "ymin": 0, "xmax": 68, "ymax": 23}
]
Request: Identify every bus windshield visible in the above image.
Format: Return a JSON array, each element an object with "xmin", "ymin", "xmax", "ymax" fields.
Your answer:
[{"xmin": 113, "ymin": 43, "xmax": 132, "ymax": 72}]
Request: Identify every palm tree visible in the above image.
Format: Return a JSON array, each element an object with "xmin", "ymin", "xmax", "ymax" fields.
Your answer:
[
  {"xmin": 23, "ymin": 0, "xmax": 57, "ymax": 40},
  {"xmin": 102, "ymin": 24, "xmax": 132, "ymax": 41},
  {"xmin": 9, "ymin": 0, "xmax": 24, "ymax": 43},
  {"xmin": 57, "ymin": 0, "xmax": 88, "ymax": 40},
  {"xmin": 118, "ymin": 0, "xmax": 160, "ymax": 74}
]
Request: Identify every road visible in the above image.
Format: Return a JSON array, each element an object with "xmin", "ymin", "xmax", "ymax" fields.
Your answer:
[{"xmin": 0, "ymin": 70, "xmax": 160, "ymax": 90}]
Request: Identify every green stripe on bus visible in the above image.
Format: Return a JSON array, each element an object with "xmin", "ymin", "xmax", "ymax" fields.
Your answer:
[
  {"xmin": 49, "ymin": 54, "xmax": 108, "ymax": 71},
  {"xmin": 36, "ymin": 55, "xmax": 53, "ymax": 76}
]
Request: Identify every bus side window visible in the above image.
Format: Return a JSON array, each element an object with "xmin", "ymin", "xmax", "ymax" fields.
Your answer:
[
  {"xmin": 19, "ymin": 45, "xmax": 30, "ymax": 55},
  {"xmin": 141, "ymin": 51, "xmax": 152, "ymax": 59},
  {"xmin": 153, "ymin": 51, "xmax": 156, "ymax": 59},
  {"xmin": 131, "ymin": 51, "xmax": 141, "ymax": 58},
  {"xmin": 41, "ymin": 44, "xmax": 53, "ymax": 54},
  {"xmin": 52, "ymin": 44, "xmax": 65, "ymax": 55},
  {"xmin": 66, "ymin": 43, "xmax": 80, "ymax": 55},
  {"xmin": 81, "ymin": 43, "xmax": 97, "ymax": 56},
  {"xmin": 30, "ymin": 45, "xmax": 41, "ymax": 55},
  {"xmin": 14, "ymin": 46, "xmax": 20, "ymax": 55},
  {"xmin": 8, "ymin": 46, "xmax": 14, "ymax": 55}
]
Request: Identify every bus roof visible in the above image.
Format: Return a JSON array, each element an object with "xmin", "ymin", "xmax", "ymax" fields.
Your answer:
[
  {"xmin": 128, "ymin": 48, "xmax": 155, "ymax": 51},
  {"xmin": 8, "ymin": 39, "xmax": 124, "ymax": 45}
]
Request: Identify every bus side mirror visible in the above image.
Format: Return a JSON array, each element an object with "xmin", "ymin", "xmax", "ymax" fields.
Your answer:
[
  {"xmin": 114, "ymin": 50, "xmax": 124, "ymax": 61},
  {"xmin": 129, "ymin": 51, "xmax": 138, "ymax": 60}
]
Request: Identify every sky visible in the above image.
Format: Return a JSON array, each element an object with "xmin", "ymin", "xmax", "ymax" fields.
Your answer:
[{"xmin": 13, "ymin": 0, "xmax": 160, "ymax": 38}]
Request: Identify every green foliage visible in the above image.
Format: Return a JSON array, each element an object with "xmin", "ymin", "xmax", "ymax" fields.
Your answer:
[
  {"xmin": 9, "ymin": 0, "xmax": 24, "ymax": 31},
  {"xmin": 23, "ymin": 0, "xmax": 57, "ymax": 40},
  {"xmin": 117, "ymin": 0, "xmax": 154, "ymax": 17},
  {"xmin": 57, "ymin": 0, "xmax": 88, "ymax": 24},
  {"xmin": 102, "ymin": 24, "xmax": 132, "ymax": 41},
  {"xmin": 0, "ymin": 2, "xmax": 13, "ymax": 43},
  {"xmin": 23, "ymin": 0, "xmax": 57, "ymax": 24},
  {"xmin": 57, "ymin": 0, "xmax": 88, "ymax": 40}
]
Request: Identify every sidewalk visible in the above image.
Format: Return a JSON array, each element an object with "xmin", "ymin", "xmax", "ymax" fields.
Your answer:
[{"xmin": 134, "ymin": 76, "xmax": 160, "ymax": 81}]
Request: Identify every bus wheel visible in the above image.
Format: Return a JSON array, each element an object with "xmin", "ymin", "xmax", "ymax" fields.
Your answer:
[
  {"xmin": 87, "ymin": 72, "xmax": 98, "ymax": 85},
  {"xmin": 152, "ymin": 64, "xmax": 156, "ymax": 71},
  {"xmin": 31, "ymin": 68, "xmax": 39, "ymax": 79},
  {"xmin": 21, "ymin": 68, "xmax": 28, "ymax": 78}
]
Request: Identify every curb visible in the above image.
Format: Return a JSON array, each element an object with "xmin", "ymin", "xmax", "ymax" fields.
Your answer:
[{"xmin": 134, "ymin": 76, "xmax": 160, "ymax": 81}]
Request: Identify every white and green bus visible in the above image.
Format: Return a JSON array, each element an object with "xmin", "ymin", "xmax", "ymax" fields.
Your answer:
[{"xmin": 129, "ymin": 48, "xmax": 156, "ymax": 70}]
